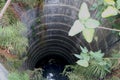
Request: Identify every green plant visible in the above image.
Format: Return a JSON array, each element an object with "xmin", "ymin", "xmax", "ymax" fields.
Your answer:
[
  {"xmin": 68, "ymin": 3, "xmax": 100, "ymax": 43},
  {"xmin": 30, "ymin": 68, "xmax": 46, "ymax": 80},
  {"xmin": 8, "ymin": 70, "xmax": 29, "ymax": 80},
  {"xmin": 102, "ymin": 0, "xmax": 120, "ymax": 35},
  {"xmin": 0, "ymin": 22, "xmax": 28, "ymax": 57},
  {"xmin": 73, "ymin": 47, "xmax": 112, "ymax": 79},
  {"xmin": 8, "ymin": 68, "xmax": 46, "ymax": 80},
  {"xmin": 101, "ymin": 0, "xmax": 120, "ymax": 18},
  {"xmin": 0, "ymin": 0, "xmax": 17, "ymax": 26},
  {"xmin": 64, "ymin": 47, "xmax": 120, "ymax": 80},
  {"xmin": 0, "ymin": 0, "xmax": 6, "ymax": 8},
  {"xmin": 68, "ymin": 1, "xmax": 120, "ymax": 43},
  {"xmin": 64, "ymin": 65, "xmax": 96, "ymax": 80}
]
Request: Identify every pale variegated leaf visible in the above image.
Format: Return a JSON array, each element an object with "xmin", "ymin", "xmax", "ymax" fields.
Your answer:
[
  {"xmin": 74, "ymin": 54, "xmax": 82, "ymax": 59},
  {"xmin": 68, "ymin": 20, "xmax": 85, "ymax": 36},
  {"xmin": 78, "ymin": 2, "xmax": 90, "ymax": 20},
  {"xmin": 82, "ymin": 28, "xmax": 95, "ymax": 43},
  {"xmin": 85, "ymin": 19, "xmax": 100, "ymax": 28},
  {"xmin": 102, "ymin": 6, "xmax": 118, "ymax": 18},
  {"xmin": 76, "ymin": 60, "xmax": 89, "ymax": 67}
]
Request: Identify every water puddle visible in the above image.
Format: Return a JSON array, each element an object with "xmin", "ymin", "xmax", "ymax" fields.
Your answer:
[{"xmin": 42, "ymin": 59, "xmax": 69, "ymax": 80}]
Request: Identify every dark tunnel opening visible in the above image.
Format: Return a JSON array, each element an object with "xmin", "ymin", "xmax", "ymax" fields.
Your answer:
[
  {"xmin": 35, "ymin": 54, "xmax": 70, "ymax": 68},
  {"xmin": 35, "ymin": 53, "xmax": 70, "ymax": 79}
]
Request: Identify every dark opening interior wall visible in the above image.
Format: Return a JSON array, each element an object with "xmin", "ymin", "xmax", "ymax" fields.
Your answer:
[
  {"xmin": 35, "ymin": 53, "xmax": 69, "ymax": 68},
  {"xmin": 12, "ymin": 0, "xmax": 120, "ymax": 70},
  {"xmin": 20, "ymin": 0, "xmax": 84, "ymax": 69}
]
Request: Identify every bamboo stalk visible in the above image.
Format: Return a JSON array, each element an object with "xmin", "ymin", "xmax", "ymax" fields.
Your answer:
[{"xmin": 0, "ymin": 0, "xmax": 11, "ymax": 19}]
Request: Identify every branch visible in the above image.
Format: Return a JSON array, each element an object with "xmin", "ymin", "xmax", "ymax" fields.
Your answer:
[
  {"xmin": 97, "ymin": 26, "xmax": 120, "ymax": 32},
  {"xmin": 0, "ymin": 0, "xmax": 11, "ymax": 20}
]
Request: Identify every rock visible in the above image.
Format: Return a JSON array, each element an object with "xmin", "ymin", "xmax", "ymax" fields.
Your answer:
[{"xmin": 0, "ymin": 63, "xmax": 8, "ymax": 80}]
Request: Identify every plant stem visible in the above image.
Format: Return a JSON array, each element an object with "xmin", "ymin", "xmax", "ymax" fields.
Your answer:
[
  {"xmin": 0, "ymin": 0, "xmax": 11, "ymax": 20},
  {"xmin": 97, "ymin": 26, "xmax": 120, "ymax": 32},
  {"xmin": 104, "ymin": 58, "xmax": 120, "ymax": 59}
]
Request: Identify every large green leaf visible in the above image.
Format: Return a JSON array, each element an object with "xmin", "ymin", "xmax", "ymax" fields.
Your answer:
[
  {"xmin": 68, "ymin": 20, "xmax": 85, "ymax": 36},
  {"xmin": 81, "ymin": 53, "xmax": 90, "ymax": 61},
  {"xmin": 102, "ymin": 6, "xmax": 118, "ymax": 18},
  {"xmin": 76, "ymin": 60, "xmax": 89, "ymax": 67},
  {"xmin": 117, "ymin": 0, "xmax": 120, "ymax": 9},
  {"xmin": 78, "ymin": 2, "xmax": 90, "ymax": 21},
  {"xmin": 85, "ymin": 19, "xmax": 100, "ymax": 28},
  {"xmin": 74, "ymin": 54, "xmax": 82, "ymax": 59},
  {"xmin": 82, "ymin": 28, "xmax": 95, "ymax": 43},
  {"xmin": 89, "ymin": 51, "xmax": 104, "ymax": 60},
  {"xmin": 80, "ymin": 46, "xmax": 88, "ymax": 53}
]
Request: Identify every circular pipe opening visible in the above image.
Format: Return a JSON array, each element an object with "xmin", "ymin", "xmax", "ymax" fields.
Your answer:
[
  {"xmin": 21, "ymin": 0, "xmax": 83, "ymax": 80},
  {"xmin": 35, "ymin": 54, "xmax": 70, "ymax": 68},
  {"xmin": 35, "ymin": 53, "xmax": 70, "ymax": 79}
]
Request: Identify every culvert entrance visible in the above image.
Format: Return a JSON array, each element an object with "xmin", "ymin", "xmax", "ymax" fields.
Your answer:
[
  {"xmin": 20, "ymin": 0, "xmax": 82, "ymax": 71},
  {"xmin": 35, "ymin": 54, "xmax": 69, "ymax": 68},
  {"xmin": 11, "ymin": 0, "xmax": 120, "ymax": 80},
  {"xmin": 35, "ymin": 54, "xmax": 69, "ymax": 79}
]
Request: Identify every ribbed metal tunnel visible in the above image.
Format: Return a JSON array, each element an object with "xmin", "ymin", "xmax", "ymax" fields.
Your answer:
[
  {"xmin": 20, "ymin": 0, "xmax": 84, "ymax": 69},
  {"xmin": 12, "ymin": 0, "xmax": 119, "ymax": 70}
]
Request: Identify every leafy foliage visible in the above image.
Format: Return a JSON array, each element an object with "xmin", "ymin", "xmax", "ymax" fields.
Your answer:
[
  {"xmin": 0, "ymin": 0, "xmax": 6, "ymax": 8},
  {"xmin": 102, "ymin": 0, "xmax": 120, "ymax": 18},
  {"xmin": 69, "ymin": 0, "xmax": 120, "ymax": 43},
  {"xmin": 0, "ymin": 22, "xmax": 28, "ymax": 57},
  {"xmin": 78, "ymin": 2, "xmax": 90, "ymax": 21},
  {"xmin": 85, "ymin": 19, "xmax": 100, "ymax": 28},
  {"xmin": 0, "ymin": 0, "xmax": 18, "ymax": 26},
  {"xmin": 69, "ymin": 2, "xmax": 100, "ymax": 43},
  {"xmin": 68, "ymin": 20, "xmax": 85, "ymax": 36},
  {"xmin": 8, "ymin": 71, "xmax": 29, "ymax": 80},
  {"xmin": 30, "ymin": 69, "xmax": 46, "ymax": 80},
  {"xmin": 65, "ymin": 47, "xmax": 120, "ymax": 80},
  {"xmin": 102, "ymin": 6, "xmax": 118, "ymax": 18},
  {"xmin": 82, "ymin": 28, "xmax": 95, "ymax": 43},
  {"xmin": 8, "ymin": 69, "xmax": 46, "ymax": 80},
  {"xmin": 117, "ymin": 0, "xmax": 120, "ymax": 9},
  {"xmin": 73, "ymin": 47, "xmax": 112, "ymax": 79}
]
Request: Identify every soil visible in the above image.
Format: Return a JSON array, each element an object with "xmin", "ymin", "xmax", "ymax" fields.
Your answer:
[{"xmin": 0, "ymin": 47, "xmax": 18, "ymax": 62}]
